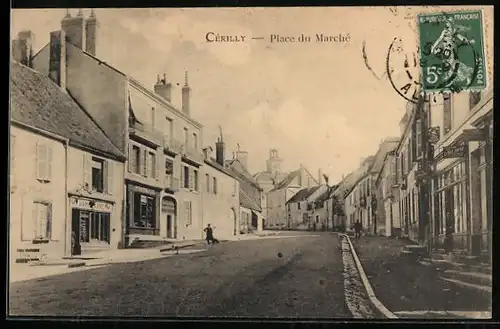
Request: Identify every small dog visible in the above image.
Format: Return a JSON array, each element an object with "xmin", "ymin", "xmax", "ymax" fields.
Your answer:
[{"xmin": 212, "ymin": 238, "xmax": 220, "ymax": 244}]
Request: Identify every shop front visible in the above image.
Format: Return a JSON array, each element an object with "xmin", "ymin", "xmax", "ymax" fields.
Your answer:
[
  {"xmin": 70, "ymin": 196, "xmax": 115, "ymax": 255},
  {"xmin": 126, "ymin": 183, "xmax": 162, "ymax": 245}
]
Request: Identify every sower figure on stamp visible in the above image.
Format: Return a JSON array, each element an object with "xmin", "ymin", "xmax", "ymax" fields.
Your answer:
[{"xmin": 354, "ymin": 220, "xmax": 362, "ymax": 240}]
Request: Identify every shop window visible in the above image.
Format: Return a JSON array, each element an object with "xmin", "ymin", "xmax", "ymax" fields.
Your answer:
[
  {"xmin": 36, "ymin": 142, "xmax": 53, "ymax": 182},
  {"xmin": 79, "ymin": 211, "xmax": 110, "ymax": 243},
  {"xmin": 133, "ymin": 194, "xmax": 156, "ymax": 229}
]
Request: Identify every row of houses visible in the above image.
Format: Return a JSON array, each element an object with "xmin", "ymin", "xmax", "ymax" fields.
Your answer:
[
  {"xmin": 9, "ymin": 10, "xmax": 263, "ymax": 261},
  {"xmin": 345, "ymin": 88, "xmax": 493, "ymax": 260}
]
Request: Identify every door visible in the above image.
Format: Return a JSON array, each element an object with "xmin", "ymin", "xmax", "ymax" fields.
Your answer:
[
  {"xmin": 167, "ymin": 215, "xmax": 173, "ymax": 238},
  {"xmin": 71, "ymin": 209, "xmax": 81, "ymax": 256}
]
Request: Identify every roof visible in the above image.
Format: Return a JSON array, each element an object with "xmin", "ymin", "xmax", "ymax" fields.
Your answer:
[
  {"xmin": 204, "ymin": 158, "xmax": 238, "ymax": 180},
  {"xmin": 272, "ymin": 169, "xmax": 301, "ymax": 191},
  {"xmin": 254, "ymin": 170, "xmax": 289, "ymax": 184},
  {"xmin": 341, "ymin": 156, "xmax": 377, "ymax": 198},
  {"xmin": 315, "ymin": 185, "xmax": 339, "ymax": 204},
  {"xmin": 370, "ymin": 139, "xmax": 399, "ymax": 174},
  {"xmin": 10, "ymin": 61, "xmax": 125, "ymax": 160},
  {"xmin": 286, "ymin": 186, "xmax": 322, "ymax": 204},
  {"xmin": 226, "ymin": 158, "xmax": 261, "ymax": 188},
  {"xmin": 239, "ymin": 189, "xmax": 262, "ymax": 212}
]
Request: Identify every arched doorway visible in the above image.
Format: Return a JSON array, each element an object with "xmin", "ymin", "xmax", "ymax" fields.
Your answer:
[{"xmin": 161, "ymin": 197, "xmax": 177, "ymax": 239}]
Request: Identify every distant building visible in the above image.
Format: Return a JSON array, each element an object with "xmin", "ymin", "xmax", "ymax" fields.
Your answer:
[
  {"xmin": 266, "ymin": 165, "xmax": 318, "ymax": 228},
  {"xmin": 254, "ymin": 149, "xmax": 288, "ymax": 223},
  {"xmin": 285, "ymin": 185, "xmax": 328, "ymax": 229},
  {"xmin": 10, "ymin": 61, "xmax": 126, "ymax": 261}
]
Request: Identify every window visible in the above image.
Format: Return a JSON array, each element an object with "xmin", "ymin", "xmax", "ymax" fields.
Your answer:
[
  {"xmin": 194, "ymin": 170, "xmax": 199, "ymax": 191},
  {"xmin": 443, "ymin": 93, "xmax": 452, "ymax": 135},
  {"xmin": 133, "ymin": 194, "xmax": 156, "ymax": 228},
  {"xmin": 469, "ymin": 91, "xmax": 481, "ymax": 109},
  {"xmin": 91, "ymin": 157, "xmax": 104, "ymax": 192},
  {"xmin": 183, "ymin": 166, "xmax": 189, "ymax": 188},
  {"xmin": 298, "ymin": 202, "xmax": 301, "ymax": 210},
  {"xmin": 80, "ymin": 211, "xmax": 110, "ymax": 243},
  {"xmin": 165, "ymin": 159, "xmax": 173, "ymax": 176},
  {"xmin": 184, "ymin": 128, "xmax": 189, "ymax": 146},
  {"xmin": 205, "ymin": 174, "xmax": 210, "ymax": 192},
  {"xmin": 31, "ymin": 202, "xmax": 51, "ymax": 240},
  {"xmin": 165, "ymin": 117, "xmax": 173, "ymax": 143},
  {"xmin": 151, "ymin": 107, "xmax": 156, "ymax": 128},
  {"xmin": 130, "ymin": 145, "xmax": 141, "ymax": 174},
  {"xmin": 148, "ymin": 151, "xmax": 156, "ymax": 178},
  {"xmin": 192, "ymin": 133, "xmax": 198, "ymax": 149},
  {"xmin": 36, "ymin": 142, "xmax": 53, "ymax": 181},
  {"xmin": 184, "ymin": 200, "xmax": 192, "ymax": 226},
  {"xmin": 213, "ymin": 177, "xmax": 217, "ymax": 194}
]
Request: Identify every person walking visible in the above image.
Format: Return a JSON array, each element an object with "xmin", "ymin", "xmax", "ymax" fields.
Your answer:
[
  {"xmin": 354, "ymin": 220, "xmax": 362, "ymax": 240},
  {"xmin": 204, "ymin": 223, "xmax": 214, "ymax": 245}
]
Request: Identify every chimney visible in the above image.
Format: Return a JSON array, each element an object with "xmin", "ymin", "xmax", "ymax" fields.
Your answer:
[
  {"xmin": 236, "ymin": 150, "xmax": 249, "ymax": 169},
  {"xmin": 48, "ymin": 30, "xmax": 67, "ymax": 89},
  {"xmin": 154, "ymin": 73, "xmax": 172, "ymax": 102},
  {"xmin": 203, "ymin": 146, "xmax": 213, "ymax": 160},
  {"xmin": 85, "ymin": 9, "xmax": 99, "ymax": 56},
  {"xmin": 61, "ymin": 9, "xmax": 86, "ymax": 51},
  {"xmin": 215, "ymin": 138, "xmax": 225, "ymax": 166},
  {"xmin": 12, "ymin": 30, "xmax": 35, "ymax": 67},
  {"xmin": 182, "ymin": 71, "xmax": 191, "ymax": 116},
  {"xmin": 318, "ymin": 168, "xmax": 323, "ymax": 185}
]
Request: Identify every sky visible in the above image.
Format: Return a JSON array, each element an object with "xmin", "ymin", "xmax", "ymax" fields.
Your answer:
[{"xmin": 11, "ymin": 6, "xmax": 493, "ymax": 183}]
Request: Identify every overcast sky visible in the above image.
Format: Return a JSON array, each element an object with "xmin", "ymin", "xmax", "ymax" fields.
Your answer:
[{"xmin": 11, "ymin": 6, "xmax": 492, "ymax": 183}]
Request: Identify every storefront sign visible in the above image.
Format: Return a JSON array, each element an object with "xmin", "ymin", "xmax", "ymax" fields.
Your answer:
[
  {"xmin": 70, "ymin": 197, "xmax": 113, "ymax": 212},
  {"xmin": 129, "ymin": 184, "xmax": 157, "ymax": 196},
  {"xmin": 161, "ymin": 198, "xmax": 176, "ymax": 213},
  {"xmin": 461, "ymin": 129, "xmax": 486, "ymax": 142},
  {"xmin": 441, "ymin": 144, "xmax": 467, "ymax": 159}
]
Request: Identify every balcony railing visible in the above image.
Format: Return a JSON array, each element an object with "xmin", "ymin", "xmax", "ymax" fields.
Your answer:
[{"xmin": 164, "ymin": 175, "xmax": 180, "ymax": 192}]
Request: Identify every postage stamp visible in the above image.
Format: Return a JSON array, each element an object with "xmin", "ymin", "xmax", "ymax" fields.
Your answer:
[{"xmin": 417, "ymin": 10, "xmax": 487, "ymax": 93}]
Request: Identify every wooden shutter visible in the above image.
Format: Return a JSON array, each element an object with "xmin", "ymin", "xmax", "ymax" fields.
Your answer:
[
  {"xmin": 189, "ymin": 168, "xmax": 194, "ymax": 190},
  {"xmin": 36, "ymin": 142, "xmax": 47, "ymax": 180},
  {"xmin": 128, "ymin": 144, "xmax": 133, "ymax": 172},
  {"xmin": 46, "ymin": 146, "xmax": 53, "ymax": 181},
  {"xmin": 106, "ymin": 161, "xmax": 114, "ymax": 194},
  {"xmin": 21, "ymin": 203, "xmax": 36, "ymax": 241},
  {"xmin": 155, "ymin": 152, "xmax": 160, "ymax": 180},
  {"xmin": 46, "ymin": 203, "xmax": 53, "ymax": 240},
  {"xmin": 143, "ymin": 149, "xmax": 148, "ymax": 177},
  {"xmin": 83, "ymin": 153, "xmax": 92, "ymax": 189},
  {"xmin": 416, "ymin": 120, "xmax": 422, "ymax": 158}
]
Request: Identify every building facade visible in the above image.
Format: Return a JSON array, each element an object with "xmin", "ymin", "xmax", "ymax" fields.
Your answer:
[
  {"xmin": 285, "ymin": 186, "xmax": 326, "ymax": 229},
  {"xmin": 10, "ymin": 60, "xmax": 126, "ymax": 260},
  {"xmin": 26, "ymin": 11, "xmax": 206, "ymax": 244}
]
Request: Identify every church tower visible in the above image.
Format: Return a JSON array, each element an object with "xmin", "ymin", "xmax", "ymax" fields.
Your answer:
[{"xmin": 266, "ymin": 149, "xmax": 283, "ymax": 174}]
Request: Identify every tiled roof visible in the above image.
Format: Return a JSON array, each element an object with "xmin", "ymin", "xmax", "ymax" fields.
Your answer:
[
  {"xmin": 226, "ymin": 158, "xmax": 260, "ymax": 187},
  {"xmin": 10, "ymin": 61, "xmax": 124, "ymax": 160},
  {"xmin": 286, "ymin": 186, "xmax": 322, "ymax": 204},
  {"xmin": 240, "ymin": 189, "xmax": 262, "ymax": 211},
  {"xmin": 272, "ymin": 169, "xmax": 301, "ymax": 190},
  {"xmin": 370, "ymin": 140, "xmax": 399, "ymax": 174}
]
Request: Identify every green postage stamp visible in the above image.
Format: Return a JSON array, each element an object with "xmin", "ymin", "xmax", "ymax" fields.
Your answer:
[{"xmin": 417, "ymin": 10, "xmax": 487, "ymax": 93}]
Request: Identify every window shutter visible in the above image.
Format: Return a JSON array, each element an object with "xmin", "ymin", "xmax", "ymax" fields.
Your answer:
[
  {"xmin": 46, "ymin": 146, "xmax": 53, "ymax": 181},
  {"xmin": 189, "ymin": 168, "xmax": 194, "ymax": 189},
  {"xmin": 21, "ymin": 203, "xmax": 36, "ymax": 241},
  {"xmin": 143, "ymin": 149, "xmax": 148, "ymax": 177},
  {"xmin": 155, "ymin": 153, "xmax": 160, "ymax": 180},
  {"xmin": 107, "ymin": 161, "xmax": 114, "ymax": 194},
  {"xmin": 416, "ymin": 120, "xmax": 422, "ymax": 158},
  {"xmin": 46, "ymin": 203, "xmax": 53, "ymax": 240},
  {"xmin": 36, "ymin": 142, "xmax": 47, "ymax": 180},
  {"xmin": 128, "ymin": 144, "xmax": 133, "ymax": 172},
  {"xmin": 83, "ymin": 153, "xmax": 92, "ymax": 188}
]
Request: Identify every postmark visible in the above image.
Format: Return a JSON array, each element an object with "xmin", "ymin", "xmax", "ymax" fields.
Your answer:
[{"xmin": 417, "ymin": 10, "xmax": 486, "ymax": 93}]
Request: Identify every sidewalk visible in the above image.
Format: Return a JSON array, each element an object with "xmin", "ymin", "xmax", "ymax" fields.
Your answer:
[{"xmin": 351, "ymin": 236, "xmax": 492, "ymax": 319}]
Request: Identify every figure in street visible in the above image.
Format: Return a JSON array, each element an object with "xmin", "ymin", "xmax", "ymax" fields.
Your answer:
[
  {"xmin": 204, "ymin": 224, "xmax": 215, "ymax": 245},
  {"xmin": 354, "ymin": 220, "xmax": 362, "ymax": 240}
]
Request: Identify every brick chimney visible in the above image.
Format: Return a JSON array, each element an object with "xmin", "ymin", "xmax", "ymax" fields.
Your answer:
[
  {"xmin": 85, "ymin": 9, "xmax": 99, "ymax": 56},
  {"xmin": 61, "ymin": 9, "xmax": 86, "ymax": 50},
  {"xmin": 12, "ymin": 30, "xmax": 35, "ymax": 67},
  {"xmin": 215, "ymin": 137, "xmax": 225, "ymax": 166},
  {"xmin": 48, "ymin": 30, "xmax": 67, "ymax": 89},
  {"xmin": 182, "ymin": 71, "xmax": 191, "ymax": 116},
  {"xmin": 154, "ymin": 73, "xmax": 172, "ymax": 102}
]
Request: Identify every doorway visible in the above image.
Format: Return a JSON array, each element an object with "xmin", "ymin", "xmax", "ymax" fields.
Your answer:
[
  {"xmin": 161, "ymin": 197, "xmax": 177, "ymax": 239},
  {"xmin": 166, "ymin": 214, "xmax": 173, "ymax": 238}
]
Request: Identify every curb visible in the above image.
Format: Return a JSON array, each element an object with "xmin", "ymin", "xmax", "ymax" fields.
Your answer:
[
  {"xmin": 341, "ymin": 234, "xmax": 398, "ymax": 319},
  {"xmin": 159, "ymin": 243, "xmax": 198, "ymax": 253}
]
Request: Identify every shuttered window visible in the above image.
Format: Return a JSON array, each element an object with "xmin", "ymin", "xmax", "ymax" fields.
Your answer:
[
  {"xmin": 104, "ymin": 161, "xmax": 114, "ymax": 194},
  {"xmin": 194, "ymin": 170, "xmax": 199, "ymax": 191},
  {"xmin": 213, "ymin": 177, "xmax": 217, "ymax": 194},
  {"xmin": 36, "ymin": 142, "xmax": 52, "ymax": 181},
  {"xmin": 184, "ymin": 200, "xmax": 192, "ymax": 226},
  {"xmin": 143, "ymin": 149, "xmax": 148, "ymax": 177},
  {"xmin": 25, "ymin": 201, "xmax": 52, "ymax": 240},
  {"xmin": 205, "ymin": 174, "xmax": 210, "ymax": 192},
  {"xmin": 148, "ymin": 151, "xmax": 156, "ymax": 178},
  {"xmin": 415, "ymin": 119, "xmax": 423, "ymax": 158}
]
